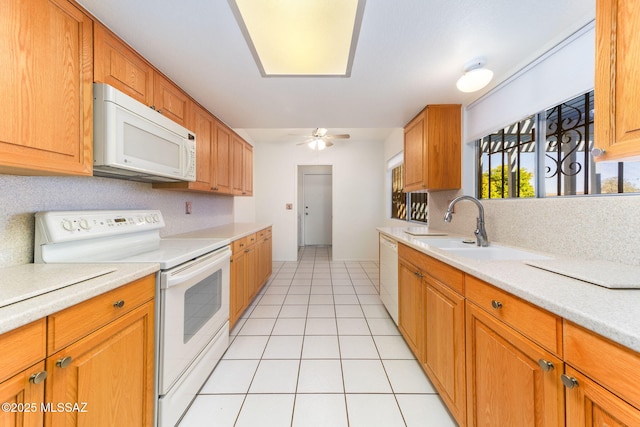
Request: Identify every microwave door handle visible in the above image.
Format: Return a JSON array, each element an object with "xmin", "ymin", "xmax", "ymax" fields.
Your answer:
[{"xmin": 184, "ymin": 141, "xmax": 193, "ymax": 178}]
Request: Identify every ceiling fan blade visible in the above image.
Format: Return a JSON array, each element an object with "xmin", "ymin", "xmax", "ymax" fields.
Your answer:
[{"xmin": 326, "ymin": 134, "xmax": 350, "ymax": 139}]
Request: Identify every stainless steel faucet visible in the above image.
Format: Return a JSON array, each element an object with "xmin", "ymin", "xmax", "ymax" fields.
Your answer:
[{"xmin": 444, "ymin": 195, "xmax": 489, "ymax": 247}]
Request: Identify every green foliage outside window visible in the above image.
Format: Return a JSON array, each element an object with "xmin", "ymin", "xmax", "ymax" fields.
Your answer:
[{"xmin": 481, "ymin": 166, "xmax": 535, "ymax": 199}]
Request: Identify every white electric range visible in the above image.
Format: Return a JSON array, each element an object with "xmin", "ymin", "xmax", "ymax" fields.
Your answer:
[{"xmin": 34, "ymin": 209, "xmax": 231, "ymax": 427}]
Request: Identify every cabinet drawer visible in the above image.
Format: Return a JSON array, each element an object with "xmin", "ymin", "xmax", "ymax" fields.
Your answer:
[
  {"xmin": 465, "ymin": 275, "xmax": 562, "ymax": 356},
  {"xmin": 564, "ymin": 321, "xmax": 640, "ymax": 409},
  {"xmin": 233, "ymin": 237, "xmax": 248, "ymax": 253},
  {"xmin": 398, "ymin": 244, "xmax": 464, "ymax": 294},
  {"xmin": 246, "ymin": 233, "xmax": 258, "ymax": 247},
  {"xmin": 47, "ymin": 274, "xmax": 155, "ymax": 354},
  {"xmin": 0, "ymin": 319, "xmax": 46, "ymax": 383}
]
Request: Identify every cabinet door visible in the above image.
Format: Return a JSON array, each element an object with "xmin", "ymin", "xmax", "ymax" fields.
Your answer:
[
  {"xmin": 242, "ymin": 142, "xmax": 254, "ymax": 196},
  {"xmin": 466, "ymin": 302, "xmax": 564, "ymax": 427},
  {"xmin": 594, "ymin": 0, "xmax": 640, "ymax": 161},
  {"xmin": 232, "ymin": 136, "xmax": 245, "ymax": 195},
  {"xmin": 403, "ymin": 113, "xmax": 426, "ymax": 192},
  {"xmin": 0, "ymin": 362, "xmax": 45, "ymax": 427},
  {"xmin": 189, "ymin": 103, "xmax": 215, "ymax": 191},
  {"xmin": 93, "ymin": 23, "xmax": 154, "ymax": 106},
  {"xmin": 244, "ymin": 246, "xmax": 258, "ymax": 300},
  {"xmin": 0, "ymin": 0, "xmax": 93, "ymax": 176},
  {"xmin": 398, "ymin": 259, "xmax": 424, "ymax": 359},
  {"xmin": 424, "ymin": 276, "xmax": 466, "ymax": 425},
  {"xmin": 45, "ymin": 302, "xmax": 154, "ymax": 427},
  {"xmin": 230, "ymin": 251, "xmax": 247, "ymax": 329},
  {"xmin": 212, "ymin": 121, "xmax": 233, "ymax": 194},
  {"xmin": 564, "ymin": 365, "xmax": 640, "ymax": 427},
  {"xmin": 153, "ymin": 74, "xmax": 189, "ymax": 126}
]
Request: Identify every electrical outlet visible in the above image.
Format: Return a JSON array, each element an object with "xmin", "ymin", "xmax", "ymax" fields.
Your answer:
[{"xmin": 185, "ymin": 201, "xmax": 192, "ymax": 214}]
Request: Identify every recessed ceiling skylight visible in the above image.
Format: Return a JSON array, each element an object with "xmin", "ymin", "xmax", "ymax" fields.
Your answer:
[{"xmin": 229, "ymin": 0, "xmax": 366, "ymax": 77}]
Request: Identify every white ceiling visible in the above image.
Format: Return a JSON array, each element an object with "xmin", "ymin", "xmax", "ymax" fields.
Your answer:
[{"xmin": 77, "ymin": 0, "xmax": 595, "ymax": 144}]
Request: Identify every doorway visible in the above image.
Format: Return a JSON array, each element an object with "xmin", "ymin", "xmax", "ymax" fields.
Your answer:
[{"xmin": 298, "ymin": 165, "xmax": 332, "ymax": 250}]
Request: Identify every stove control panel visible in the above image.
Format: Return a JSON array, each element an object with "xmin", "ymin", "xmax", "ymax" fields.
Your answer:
[{"xmin": 35, "ymin": 210, "xmax": 165, "ymax": 244}]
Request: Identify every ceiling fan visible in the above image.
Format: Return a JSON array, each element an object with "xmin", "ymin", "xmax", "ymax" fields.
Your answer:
[{"xmin": 296, "ymin": 128, "xmax": 350, "ymax": 150}]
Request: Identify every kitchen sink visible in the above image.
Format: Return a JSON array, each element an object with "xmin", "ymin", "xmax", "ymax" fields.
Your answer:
[
  {"xmin": 443, "ymin": 246, "xmax": 551, "ymax": 261},
  {"xmin": 416, "ymin": 237, "xmax": 477, "ymax": 249},
  {"xmin": 416, "ymin": 238, "xmax": 550, "ymax": 261}
]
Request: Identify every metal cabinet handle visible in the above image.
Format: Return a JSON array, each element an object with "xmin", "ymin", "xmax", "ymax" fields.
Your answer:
[
  {"xmin": 113, "ymin": 300, "xmax": 125, "ymax": 309},
  {"xmin": 561, "ymin": 374, "xmax": 579, "ymax": 389},
  {"xmin": 56, "ymin": 356, "xmax": 73, "ymax": 368},
  {"xmin": 491, "ymin": 300, "xmax": 503, "ymax": 310},
  {"xmin": 537, "ymin": 359, "xmax": 554, "ymax": 372},
  {"xmin": 591, "ymin": 147, "xmax": 606, "ymax": 157},
  {"xmin": 29, "ymin": 371, "xmax": 48, "ymax": 384},
  {"xmin": 413, "ymin": 271, "xmax": 423, "ymax": 279}
]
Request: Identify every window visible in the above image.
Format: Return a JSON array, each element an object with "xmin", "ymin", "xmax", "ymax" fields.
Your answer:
[
  {"xmin": 477, "ymin": 90, "xmax": 640, "ymax": 198},
  {"xmin": 390, "ymin": 163, "xmax": 428, "ymax": 223},
  {"xmin": 478, "ymin": 116, "xmax": 536, "ymax": 199}
]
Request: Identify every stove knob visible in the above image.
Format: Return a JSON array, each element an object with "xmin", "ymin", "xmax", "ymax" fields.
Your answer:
[
  {"xmin": 145, "ymin": 215, "xmax": 153, "ymax": 223},
  {"xmin": 153, "ymin": 214, "xmax": 160, "ymax": 223},
  {"xmin": 79, "ymin": 219, "xmax": 90, "ymax": 230},
  {"xmin": 62, "ymin": 219, "xmax": 73, "ymax": 231}
]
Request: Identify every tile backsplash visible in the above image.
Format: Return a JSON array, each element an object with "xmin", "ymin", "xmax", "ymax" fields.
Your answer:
[
  {"xmin": 0, "ymin": 175, "xmax": 233, "ymax": 268},
  {"xmin": 428, "ymin": 191, "xmax": 640, "ymax": 266}
]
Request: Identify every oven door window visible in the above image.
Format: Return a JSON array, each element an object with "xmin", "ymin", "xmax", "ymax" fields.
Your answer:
[{"xmin": 183, "ymin": 270, "xmax": 222, "ymax": 343}]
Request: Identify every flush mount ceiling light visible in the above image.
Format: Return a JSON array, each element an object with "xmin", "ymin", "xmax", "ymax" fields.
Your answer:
[
  {"xmin": 229, "ymin": 0, "xmax": 366, "ymax": 77},
  {"xmin": 456, "ymin": 58, "xmax": 494, "ymax": 93}
]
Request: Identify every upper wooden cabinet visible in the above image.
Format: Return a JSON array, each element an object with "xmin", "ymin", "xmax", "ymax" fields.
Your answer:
[
  {"xmin": 403, "ymin": 105, "xmax": 461, "ymax": 192},
  {"xmin": 153, "ymin": 74, "xmax": 189, "ymax": 127},
  {"xmin": 594, "ymin": 0, "xmax": 640, "ymax": 162},
  {"xmin": 93, "ymin": 23, "xmax": 154, "ymax": 106},
  {"xmin": 0, "ymin": 0, "xmax": 93, "ymax": 176},
  {"xmin": 212, "ymin": 120, "xmax": 234, "ymax": 194},
  {"xmin": 232, "ymin": 135, "xmax": 254, "ymax": 196},
  {"xmin": 94, "ymin": 22, "xmax": 188, "ymax": 127}
]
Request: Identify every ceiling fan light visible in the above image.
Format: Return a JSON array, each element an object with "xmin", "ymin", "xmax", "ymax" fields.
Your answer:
[
  {"xmin": 456, "ymin": 60, "xmax": 493, "ymax": 93},
  {"xmin": 317, "ymin": 139, "xmax": 327, "ymax": 150}
]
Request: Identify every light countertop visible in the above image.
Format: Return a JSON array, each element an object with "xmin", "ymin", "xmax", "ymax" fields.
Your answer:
[
  {"xmin": 0, "ymin": 222, "xmax": 271, "ymax": 336},
  {"xmin": 0, "ymin": 263, "xmax": 159, "ymax": 335},
  {"xmin": 167, "ymin": 222, "xmax": 272, "ymax": 240},
  {"xmin": 378, "ymin": 227, "xmax": 640, "ymax": 353}
]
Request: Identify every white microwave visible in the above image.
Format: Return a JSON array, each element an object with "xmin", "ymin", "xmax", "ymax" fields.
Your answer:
[{"xmin": 93, "ymin": 83, "xmax": 196, "ymax": 182}]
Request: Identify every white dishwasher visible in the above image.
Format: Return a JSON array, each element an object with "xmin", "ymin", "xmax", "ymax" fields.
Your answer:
[{"xmin": 379, "ymin": 234, "xmax": 399, "ymax": 325}]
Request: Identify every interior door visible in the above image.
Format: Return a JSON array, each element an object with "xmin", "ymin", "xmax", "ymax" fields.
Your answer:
[{"xmin": 303, "ymin": 173, "xmax": 332, "ymax": 245}]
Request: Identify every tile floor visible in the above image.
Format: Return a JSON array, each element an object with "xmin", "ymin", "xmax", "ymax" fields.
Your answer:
[{"xmin": 178, "ymin": 246, "xmax": 457, "ymax": 427}]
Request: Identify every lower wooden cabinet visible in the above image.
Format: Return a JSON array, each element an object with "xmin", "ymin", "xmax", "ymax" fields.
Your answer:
[
  {"xmin": 230, "ymin": 228, "xmax": 272, "ymax": 329},
  {"xmin": 398, "ymin": 256, "xmax": 424, "ymax": 358},
  {"xmin": 395, "ymin": 241, "xmax": 640, "ymax": 427},
  {"xmin": 465, "ymin": 301, "xmax": 564, "ymax": 426},
  {"xmin": 564, "ymin": 365, "xmax": 640, "ymax": 427},
  {"xmin": 45, "ymin": 302, "xmax": 154, "ymax": 427},
  {"xmin": 0, "ymin": 362, "xmax": 46, "ymax": 427},
  {"xmin": 0, "ymin": 275, "xmax": 155, "ymax": 427},
  {"xmin": 398, "ymin": 243, "xmax": 466, "ymax": 425},
  {"xmin": 424, "ymin": 276, "xmax": 466, "ymax": 424},
  {"xmin": 563, "ymin": 321, "xmax": 640, "ymax": 427}
]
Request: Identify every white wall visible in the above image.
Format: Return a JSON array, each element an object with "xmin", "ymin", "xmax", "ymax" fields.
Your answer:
[{"xmin": 254, "ymin": 139, "xmax": 385, "ymax": 262}]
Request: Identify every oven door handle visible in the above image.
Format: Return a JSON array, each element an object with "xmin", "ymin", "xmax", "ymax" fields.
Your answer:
[{"xmin": 162, "ymin": 247, "xmax": 231, "ymax": 289}]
